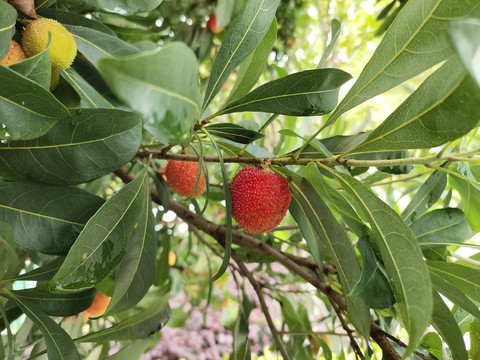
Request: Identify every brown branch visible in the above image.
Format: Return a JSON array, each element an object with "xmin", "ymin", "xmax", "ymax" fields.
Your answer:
[{"xmin": 231, "ymin": 250, "xmax": 291, "ymax": 360}]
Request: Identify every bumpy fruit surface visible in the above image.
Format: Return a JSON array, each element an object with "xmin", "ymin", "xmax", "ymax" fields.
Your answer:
[
  {"xmin": 0, "ymin": 40, "xmax": 26, "ymax": 66},
  {"xmin": 230, "ymin": 167, "xmax": 291, "ymax": 234},
  {"xmin": 22, "ymin": 18, "xmax": 77, "ymax": 70},
  {"xmin": 165, "ymin": 160, "xmax": 207, "ymax": 198}
]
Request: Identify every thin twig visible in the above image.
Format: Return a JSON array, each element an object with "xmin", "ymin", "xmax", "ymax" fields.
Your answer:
[{"xmin": 382, "ymin": 330, "xmax": 436, "ymax": 360}]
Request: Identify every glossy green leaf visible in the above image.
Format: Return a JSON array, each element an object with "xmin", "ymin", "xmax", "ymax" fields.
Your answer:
[
  {"xmin": 38, "ymin": 8, "xmax": 116, "ymax": 35},
  {"xmin": 62, "ymin": 67, "xmax": 115, "ymax": 108},
  {"xmin": 470, "ymin": 321, "xmax": 480, "ymax": 359},
  {"xmin": 205, "ymin": 123, "xmax": 264, "ymax": 144},
  {"xmin": 98, "ymin": 42, "xmax": 201, "ymax": 145},
  {"xmin": 428, "ymin": 261, "xmax": 480, "ymax": 303},
  {"xmin": 10, "ymin": 47, "xmax": 51, "ymax": 89},
  {"xmin": 420, "ymin": 332, "xmax": 443, "ymax": 360},
  {"xmin": 76, "ymin": 291, "xmax": 171, "ymax": 342},
  {"xmin": 0, "ymin": 108, "xmax": 142, "ymax": 185},
  {"xmin": 225, "ymin": 18, "xmax": 277, "ymax": 104},
  {"xmin": 0, "ymin": 66, "xmax": 70, "ymax": 141},
  {"xmin": 4, "ymin": 257, "xmax": 64, "ymax": 282},
  {"xmin": 449, "ymin": 19, "xmax": 480, "ymax": 87},
  {"xmin": 330, "ymin": 169, "xmax": 432, "ymax": 356},
  {"xmin": 345, "ymin": 57, "xmax": 480, "ymax": 155},
  {"xmin": 105, "ymin": 339, "xmax": 151, "ymax": 360},
  {"xmin": 60, "ymin": 0, "xmax": 163, "ymax": 14},
  {"xmin": 3, "ymin": 289, "xmax": 81, "ymax": 360},
  {"xmin": 0, "ymin": 225, "xmax": 17, "ymax": 281},
  {"xmin": 401, "ymin": 169, "xmax": 447, "ymax": 225},
  {"xmin": 449, "ymin": 164, "xmax": 480, "ymax": 232},
  {"xmin": 105, "ymin": 186, "xmax": 157, "ymax": 315},
  {"xmin": 65, "ymin": 25, "xmax": 139, "ymax": 66},
  {"xmin": 430, "ymin": 291, "xmax": 468, "ymax": 360},
  {"xmin": 349, "ymin": 237, "xmax": 395, "ymax": 309},
  {"xmin": 287, "ymin": 168, "xmax": 370, "ymax": 338},
  {"xmin": 216, "ymin": 69, "xmax": 352, "ymax": 117},
  {"xmin": 51, "ymin": 167, "xmax": 149, "ymax": 291},
  {"xmin": 0, "ymin": 182, "xmax": 104, "ymax": 255},
  {"xmin": 430, "ymin": 270, "xmax": 480, "ymax": 318},
  {"xmin": 317, "ymin": 19, "xmax": 341, "ymax": 68},
  {"xmin": 327, "ymin": 0, "xmax": 480, "ymax": 127},
  {"xmin": 0, "ymin": 2, "xmax": 16, "ymax": 60},
  {"xmin": 410, "ymin": 208, "xmax": 472, "ymax": 248},
  {"xmin": 9, "ymin": 288, "xmax": 96, "ymax": 316},
  {"xmin": 202, "ymin": 0, "xmax": 280, "ymax": 112}
]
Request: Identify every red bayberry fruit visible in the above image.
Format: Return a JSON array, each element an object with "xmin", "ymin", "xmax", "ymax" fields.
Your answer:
[
  {"xmin": 0, "ymin": 40, "xmax": 26, "ymax": 66},
  {"xmin": 165, "ymin": 160, "xmax": 206, "ymax": 198},
  {"xmin": 230, "ymin": 167, "xmax": 291, "ymax": 234},
  {"xmin": 207, "ymin": 14, "xmax": 223, "ymax": 34}
]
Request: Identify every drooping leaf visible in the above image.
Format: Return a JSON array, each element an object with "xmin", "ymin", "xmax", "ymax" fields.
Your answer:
[
  {"xmin": 205, "ymin": 123, "xmax": 264, "ymax": 144},
  {"xmin": 9, "ymin": 46, "xmax": 51, "ymax": 89},
  {"xmin": 76, "ymin": 291, "xmax": 171, "ymax": 342},
  {"xmin": 329, "ymin": 169, "xmax": 432, "ymax": 357},
  {"xmin": 105, "ymin": 186, "xmax": 157, "ymax": 315},
  {"xmin": 8, "ymin": 287, "xmax": 96, "ymax": 316},
  {"xmin": 349, "ymin": 237, "xmax": 395, "ymax": 309},
  {"xmin": 3, "ymin": 289, "xmax": 81, "ymax": 360},
  {"xmin": 65, "ymin": 24, "xmax": 139, "ymax": 66},
  {"xmin": 0, "ymin": 2, "xmax": 17, "ymax": 60},
  {"xmin": 449, "ymin": 19, "xmax": 480, "ymax": 87},
  {"xmin": 0, "ymin": 108, "xmax": 142, "ymax": 185},
  {"xmin": 60, "ymin": 0, "xmax": 163, "ymax": 15},
  {"xmin": 327, "ymin": 0, "xmax": 480, "ymax": 127},
  {"xmin": 98, "ymin": 42, "xmax": 201, "ymax": 145},
  {"xmin": 202, "ymin": 0, "xmax": 280, "ymax": 112},
  {"xmin": 430, "ymin": 291, "xmax": 468, "ymax": 360},
  {"xmin": 0, "ymin": 66, "xmax": 70, "ymax": 141},
  {"xmin": 51, "ymin": 167, "xmax": 149, "ymax": 291},
  {"xmin": 4, "ymin": 257, "xmax": 64, "ymax": 282},
  {"xmin": 317, "ymin": 19, "xmax": 341, "ymax": 68},
  {"xmin": 430, "ymin": 270, "xmax": 480, "ymax": 318},
  {"xmin": 344, "ymin": 57, "xmax": 480, "ymax": 155},
  {"xmin": 216, "ymin": 69, "xmax": 352, "ymax": 117},
  {"xmin": 0, "ymin": 182, "xmax": 104, "ymax": 255},
  {"xmin": 428, "ymin": 261, "xmax": 480, "ymax": 303},
  {"xmin": 401, "ymin": 168, "xmax": 447, "ymax": 225},
  {"xmin": 286, "ymin": 168, "xmax": 371, "ymax": 338},
  {"xmin": 410, "ymin": 208, "xmax": 472, "ymax": 248},
  {"xmin": 225, "ymin": 18, "xmax": 277, "ymax": 104}
]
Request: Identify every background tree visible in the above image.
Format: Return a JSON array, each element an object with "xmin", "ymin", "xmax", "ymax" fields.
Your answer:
[{"xmin": 0, "ymin": 0, "xmax": 480, "ymax": 359}]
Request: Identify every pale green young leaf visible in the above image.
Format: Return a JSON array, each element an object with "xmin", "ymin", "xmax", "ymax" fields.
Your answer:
[
  {"xmin": 317, "ymin": 19, "xmax": 341, "ymax": 69},
  {"xmin": 449, "ymin": 19, "xmax": 480, "ymax": 87}
]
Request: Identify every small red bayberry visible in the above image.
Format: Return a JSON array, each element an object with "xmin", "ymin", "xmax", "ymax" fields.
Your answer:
[
  {"xmin": 230, "ymin": 166, "xmax": 291, "ymax": 234},
  {"xmin": 207, "ymin": 13, "xmax": 223, "ymax": 34},
  {"xmin": 165, "ymin": 160, "xmax": 206, "ymax": 198}
]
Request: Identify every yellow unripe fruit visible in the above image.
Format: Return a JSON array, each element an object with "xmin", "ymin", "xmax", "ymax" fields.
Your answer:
[
  {"xmin": 0, "ymin": 40, "xmax": 27, "ymax": 66},
  {"xmin": 22, "ymin": 18, "xmax": 77, "ymax": 70}
]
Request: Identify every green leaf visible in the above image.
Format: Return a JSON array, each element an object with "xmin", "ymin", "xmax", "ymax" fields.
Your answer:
[
  {"xmin": 76, "ymin": 291, "xmax": 171, "ymax": 342},
  {"xmin": 0, "ymin": 66, "xmax": 70, "ymax": 141},
  {"xmin": 202, "ymin": 0, "xmax": 280, "ymax": 112},
  {"xmin": 430, "ymin": 270, "xmax": 480, "ymax": 318},
  {"xmin": 65, "ymin": 25, "xmax": 139, "ymax": 66},
  {"xmin": 60, "ymin": 0, "xmax": 163, "ymax": 15},
  {"xmin": 470, "ymin": 321, "xmax": 480, "ymax": 360},
  {"xmin": 10, "ymin": 47, "xmax": 51, "ymax": 89},
  {"xmin": 349, "ymin": 237, "xmax": 395, "ymax": 309},
  {"xmin": 327, "ymin": 0, "xmax": 480, "ymax": 127},
  {"xmin": 3, "ymin": 289, "xmax": 81, "ymax": 360},
  {"xmin": 0, "ymin": 2, "xmax": 16, "ymax": 60},
  {"xmin": 428, "ymin": 261, "xmax": 480, "ymax": 303},
  {"xmin": 449, "ymin": 164, "xmax": 480, "ymax": 232},
  {"xmin": 205, "ymin": 123, "xmax": 264, "ymax": 144},
  {"xmin": 287, "ymin": 168, "xmax": 370, "ymax": 338},
  {"xmin": 0, "ymin": 224, "xmax": 18, "ymax": 281},
  {"xmin": 345, "ymin": 57, "xmax": 480, "ymax": 155},
  {"xmin": 98, "ymin": 42, "xmax": 201, "ymax": 145},
  {"xmin": 449, "ymin": 19, "xmax": 480, "ymax": 88},
  {"xmin": 430, "ymin": 291, "xmax": 468, "ymax": 360},
  {"xmin": 105, "ymin": 186, "xmax": 157, "ymax": 315},
  {"xmin": 0, "ymin": 182, "xmax": 104, "ymax": 255},
  {"xmin": 51, "ymin": 167, "xmax": 149, "ymax": 291},
  {"xmin": 317, "ymin": 19, "xmax": 341, "ymax": 69},
  {"xmin": 410, "ymin": 208, "xmax": 472, "ymax": 248},
  {"xmin": 230, "ymin": 292, "xmax": 253, "ymax": 360},
  {"xmin": 225, "ymin": 18, "xmax": 277, "ymax": 105},
  {"xmin": 62, "ymin": 67, "xmax": 115, "ymax": 108},
  {"xmin": 0, "ymin": 108, "xmax": 142, "ymax": 185},
  {"xmin": 401, "ymin": 168, "xmax": 447, "ymax": 225},
  {"xmin": 329, "ymin": 169, "xmax": 432, "ymax": 356},
  {"xmin": 216, "ymin": 69, "xmax": 352, "ymax": 117},
  {"xmin": 9, "ymin": 287, "xmax": 96, "ymax": 317},
  {"xmin": 420, "ymin": 332, "xmax": 443, "ymax": 360},
  {"xmin": 4, "ymin": 257, "xmax": 64, "ymax": 282},
  {"xmin": 105, "ymin": 339, "xmax": 151, "ymax": 360}
]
